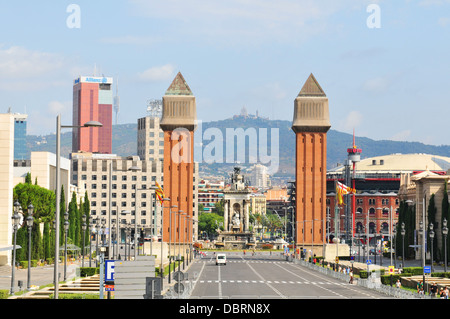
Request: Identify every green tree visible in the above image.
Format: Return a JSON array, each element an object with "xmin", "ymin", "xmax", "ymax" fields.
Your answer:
[
  {"xmin": 442, "ymin": 182, "xmax": 450, "ymax": 263},
  {"xmin": 68, "ymin": 192, "xmax": 79, "ymax": 246},
  {"xmin": 13, "ymin": 182, "xmax": 56, "ymax": 263},
  {"xmin": 198, "ymin": 213, "xmax": 224, "ymax": 239},
  {"xmin": 211, "ymin": 200, "xmax": 224, "ymax": 217},
  {"xmin": 25, "ymin": 172, "xmax": 32, "ymax": 184},
  {"xmin": 428, "ymin": 194, "xmax": 438, "ymax": 261}
]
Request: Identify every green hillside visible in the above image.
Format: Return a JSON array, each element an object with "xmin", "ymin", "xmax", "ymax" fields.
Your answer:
[{"xmin": 26, "ymin": 117, "xmax": 450, "ymax": 177}]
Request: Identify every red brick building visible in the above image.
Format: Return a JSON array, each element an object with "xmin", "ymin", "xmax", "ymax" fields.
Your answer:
[{"xmin": 72, "ymin": 76, "xmax": 113, "ymax": 154}]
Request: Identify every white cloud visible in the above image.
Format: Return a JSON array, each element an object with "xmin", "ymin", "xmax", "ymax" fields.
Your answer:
[
  {"xmin": 0, "ymin": 45, "xmax": 64, "ymax": 79},
  {"xmin": 362, "ymin": 76, "xmax": 389, "ymax": 93},
  {"xmin": 129, "ymin": 0, "xmax": 354, "ymax": 45},
  {"xmin": 0, "ymin": 45, "xmax": 91, "ymax": 91},
  {"xmin": 138, "ymin": 64, "xmax": 176, "ymax": 82},
  {"xmin": 390, "ymin": 130, "xmax": 411, "ymax": 141},
  {"xmin": 100, "ymin": 35, "xmax": 162, "ymax": 46},
  {"xmin": 438, "ymin": 17, "xmax": 450, "ymax": 26},
  {"xmin": 338, "ymin": 111, "xmax": 363, "ymax": 132}
]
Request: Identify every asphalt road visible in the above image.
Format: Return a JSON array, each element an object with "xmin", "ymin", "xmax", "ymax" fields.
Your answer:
[{"xmin": 185, "ymin": 251, "xmax": 393, "ymax": 299}]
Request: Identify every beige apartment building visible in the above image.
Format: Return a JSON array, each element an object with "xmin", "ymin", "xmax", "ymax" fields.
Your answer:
[
  {"xmin": 71, "ymin": 152, "xmax": 164, "ymax": 241},
  {"xmin": 137, "ymin": 116, "xmax": 165, "ymax": 162},
  {"xmin": 70, "ymin": 150, "xmax": 199, "ymax": 241},
  {"xmin": 14, "ymin": 152, "xmax": 74, "ymax": 206},
  {"xmin": 0, "ymin": 113, "xmax": 15, "ymax": 265}
]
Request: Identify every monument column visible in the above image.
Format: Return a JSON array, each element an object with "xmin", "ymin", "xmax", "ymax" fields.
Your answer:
[
  {"xmin": 160, "ymin": 72, "xmax": 197, "ymax": 244},
  {"xmin": 292, "ymin": 74, "xmax": 331, "ymax": 255}
]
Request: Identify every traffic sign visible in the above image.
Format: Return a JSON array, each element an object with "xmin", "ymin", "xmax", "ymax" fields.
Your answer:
[
  {"xmin": 105, "ymin": 284, "xmax": 115, "ymax": 292},
  {"xmin": 366, "ymin": 259, "xmax": 372, "ymax": 265},
  {"xmin": 388, "ymin": 266, "xmax": 395, "ymax": 274},
  {"xmin": 424, "ymin": 266, "xmax": 431, "ymax": 274},
  {"xmin": 105, "ymin": 260, "xmax": 115, "ymax": 282}
]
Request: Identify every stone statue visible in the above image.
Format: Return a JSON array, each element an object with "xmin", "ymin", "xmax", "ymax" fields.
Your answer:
[{"xmin": 232, "ymin": 212, "xmax": 240, "ymax": 227}]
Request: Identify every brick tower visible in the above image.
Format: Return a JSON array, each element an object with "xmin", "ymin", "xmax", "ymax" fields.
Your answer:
[
  {"xmin": 160, "ymin": 72, "xmax": 197, "ymax": 244},
  {"xmin": 292, "ymin": 74, "xmax": 331, "ymax": 256}
]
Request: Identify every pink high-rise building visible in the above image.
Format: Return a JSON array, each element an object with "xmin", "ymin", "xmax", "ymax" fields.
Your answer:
[{"xmin": 72, "ymin": 76, "xmax": 113, "ymax": 154}]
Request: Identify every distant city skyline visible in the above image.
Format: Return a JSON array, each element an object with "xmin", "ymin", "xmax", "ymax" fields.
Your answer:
[{"xmin": 0, "ymin": 1, "xmax": 449, "ymax": 146}]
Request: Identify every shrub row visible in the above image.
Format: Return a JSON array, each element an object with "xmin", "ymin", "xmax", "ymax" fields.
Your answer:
[
  {"xmin": 0, "ymin": 290, "xmax": 9, "ymax": 299},
  {"xmin": 79, "ymin": 267, "xmax": 99, "ymax": 277},
  {"xmin": 50, "ymin": 293, "xmax": 99, "ymax": 299},
  {"xmin": 18, "ymin": 260, "xmax": 39, "ymax": 268}
]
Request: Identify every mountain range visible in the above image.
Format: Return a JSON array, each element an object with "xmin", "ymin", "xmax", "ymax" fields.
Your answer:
[{"xmin": 26, "ymin": 116, "xmax": 450, "ymax": 178}]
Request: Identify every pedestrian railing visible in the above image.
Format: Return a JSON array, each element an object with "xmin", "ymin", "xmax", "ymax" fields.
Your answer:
[{"xmin": 293, "ymin": 258, "xmax": 431, "ymax": 299}]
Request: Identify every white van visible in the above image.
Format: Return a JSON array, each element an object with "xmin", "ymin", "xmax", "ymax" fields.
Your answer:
[{"xmin": 216, "ymin": 253, "xmax": 226, "ymax": 265}]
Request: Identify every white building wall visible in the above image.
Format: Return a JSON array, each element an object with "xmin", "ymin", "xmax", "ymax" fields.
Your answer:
[{"xmin": 0, "ymin": 114, "xmax": 14, "ymax": 265}]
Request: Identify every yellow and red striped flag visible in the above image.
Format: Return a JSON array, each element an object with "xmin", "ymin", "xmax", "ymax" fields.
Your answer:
[
  {"xmin": 336, "ymin": 181, "xmax": 356, "ymax": 205},
  {"xmin": 155, "ymin": 181, "xmax": 165, "ymax": 205}
]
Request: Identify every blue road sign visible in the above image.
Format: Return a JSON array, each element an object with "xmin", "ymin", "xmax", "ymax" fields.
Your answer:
[
  {"xmin": 366, "ymin": 259, "xmax": 372, "ymax": 265},
  {"xmin": 424, "ymin": 266, "xmax": 431, "ymax": 274},
  {"xmin": 105, "ymin": 260, "xmax": 115, "ymax": 282}
]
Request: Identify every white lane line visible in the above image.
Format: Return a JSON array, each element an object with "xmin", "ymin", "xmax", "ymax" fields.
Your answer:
[
  {"xmin": 218, "ymin": 262, "xmax": 222, "ymax": 298},
  {"xmin": 273, "ymin": 263, "xmax": 346, "ymax": 299},
  {"xmin": 246, "ymin": 262, "xmax": 286, "ymax": 299}
]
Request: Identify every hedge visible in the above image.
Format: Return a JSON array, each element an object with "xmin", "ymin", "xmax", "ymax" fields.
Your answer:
[
  {"xmin": 403, "ymin": 267, "xmax": 423, "ymax": 275},
  {"xmin": 19, "ymin": 260, "xmax": 38, "ymax": 268},
  {"xmin": 50, "ymin": 293, "xmax": 99, "ymax": 299},
  {"xmin": 0, "ymin": 290, "xmax": 9, "ymax": 299},
  {"xmin": 80, "ymin": 267, "xmax": 99, "ymax": 277}
]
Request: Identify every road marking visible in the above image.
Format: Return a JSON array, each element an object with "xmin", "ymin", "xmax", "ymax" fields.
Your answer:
[{"xmin": 245, "ymin": 262, "xmax": 286, "ymax": 299}]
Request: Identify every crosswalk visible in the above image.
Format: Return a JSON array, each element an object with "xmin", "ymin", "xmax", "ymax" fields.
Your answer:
[
  {"xmin": 190, "ymin": 279, "xmax": 349, "ymax": 286},
  {"xmin": 198, "ymin": 259, "xmax": 288, "ymax": 264}
]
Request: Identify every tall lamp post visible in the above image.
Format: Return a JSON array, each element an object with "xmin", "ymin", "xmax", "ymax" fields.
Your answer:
[
  {"xmin": 10, "ymin": 201, "xmax": 21, "ymax": 294},
  {"xmin": 168, "ymin": 205, "xmax": 177, "ymax": 284},
  {"xmin": 54, "ymin": 115, "xmax": 102, "ymax": 299},
  {"xmin": 89, "ymin": 217, "xmax": 94, "ymax": 267},
  {"xmin": 26, "ymin": 204, "xmax": 34, "ymax": 290},
  {"xmin": 81, "ymin": 214, "xmax": 87, "ymax": 267},
  {"xmin": 429, "ymin": 223, "xmax": 435, "ymax": 273},
  {"xmin": 178, "ymin": 210, "xmax": 185, "ymax": 272},
  {"xmin": 443, "ymin": 218, "xmax": 448, "ymax": 273},
  {"xmin": 419, "ymin": 220, "xmax": 425, "ymax": 288},
  {"xmin": 401, "ymin": 222, "xmax": 406, "ymax": 269},
  {"xmin": 63, "ymin": 211, "xmax": 69, "ymax": 282}
]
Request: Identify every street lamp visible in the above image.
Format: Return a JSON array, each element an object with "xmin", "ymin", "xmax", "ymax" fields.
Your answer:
[
  {"xmin": 429, "ymin": 223, "xmax": 435, "ymax": 273},
  {"xmin": 419, "ymin": 220, "xmax": 425, "ymax": 287},
  {"xmin": 10, "ymin": 201, "xmax": 21, "ymax": 294},
  {"xmin": 81, "ymin": 214, "xmax": 87, "ymax": 267},
  {"xmin": 178, "ymin": 210, "xmax": 185, "ymax": 272},
  {"xmin": 26, "ymin": 203, "xmax": 34, "ymax": 290},
  {"xmin": 89, "ymin": 217, "xmax": 94, "ymax": 267},
  {"xmin": 401, "ymin": 222, "xmax": 406, "ymax": 269},
  {"xmin": 168, "ymin": 205, "xmax": 177, "ymax": 284},
  {"xmin": 63, "ymin": 211, "xmax": 69, "ymax": 281},
  {"xmin": 443, "ymin": 218, "xmax": 448, "ymax": 273},
  {"xmin": 54, "ymin": 115, "xmax": 102, "ymax": 299}
]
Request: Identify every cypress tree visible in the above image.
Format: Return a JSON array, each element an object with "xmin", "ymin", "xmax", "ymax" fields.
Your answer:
[{"xmin": 428, "ymin": 194, "xmax": 438, "ymax": 261}]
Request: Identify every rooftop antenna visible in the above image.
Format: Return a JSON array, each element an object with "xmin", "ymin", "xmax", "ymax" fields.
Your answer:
[{"xmin": 114, "ymin": 77, "xmax": 120, "ymax": 125}]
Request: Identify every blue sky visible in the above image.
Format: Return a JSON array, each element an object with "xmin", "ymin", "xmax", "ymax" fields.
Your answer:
[{"xmin": 1, "ymin": 0, "xmax": 450, "ymax": 146}]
